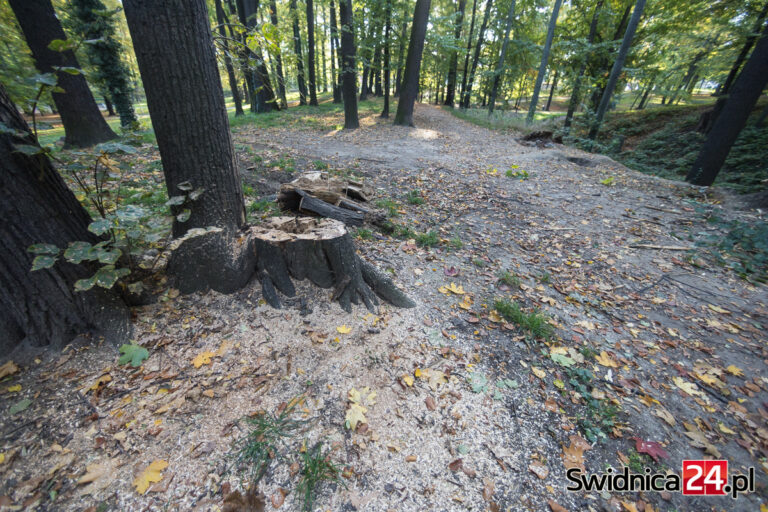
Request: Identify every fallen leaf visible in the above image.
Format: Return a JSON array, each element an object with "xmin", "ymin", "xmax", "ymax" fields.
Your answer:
[
  {"xmin": 531, "ymin": 367, "xmax": 546, "ymax": 379},
  {"xmin": 448, "ymin": 458, "xmax": 463, "ymax": 472},
  {"xmin": 9, "ymin": 398, "xmax": 32, "ymax": 415},
  {"xmin": 548, "ymin": 500, "xmax": 568, "ymax": 512},
  {"xmin": 632, "ymin": 437, "xmax": 669, "ymax": 462},
  {"xmin": 0, "ymin": 361, "xmax": 19, "ymax": 379},
  {"xmin": 595, "ymin": 351, "xmax": 619, "ymax": 368},
  {"xmin": 563, "ymin": 435, "xmax": 591, "ymax": 471},
  {"xmin": 425, "ymin": 396, "xmax": 437, "ymax": 411},
  {"xmin": 336, "ymin": 325, "xmax": 352, "ymax": 334},
  {"xmin": 529, "ymin": 461, "xmax": 549, "ymax": 479},
  {"xmin": 133, "ymin": 460, "xmax": 168, "ymax": 494},
  {"xmin": 192, "ymin": 351, "xmax": 215, "ymax": 369},
  {"xmin": 726, "ymin": 365, "xmax": 744, "ymax": 377}
]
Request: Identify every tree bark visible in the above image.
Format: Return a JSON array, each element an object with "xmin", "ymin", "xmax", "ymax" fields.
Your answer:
[
  {"xmin": 461, "ymin": 0, "xmax": 493, "ymax": 108},
  {"xmin": 104, "ymin": 95, "xmax": 116, "ymax": 116},
  {"xmin": 526, "ymin": 0, "xmax": 562, "ymax": 122},
  {"xmin": 563, "ymin": 0, "xmax": 603, "ymax": 131},
  {"xmin": 458, "ymin": 0, "xmax": 478, "ymax": 108},
  {"xmin": 588, "ymin": 0, "xmax": 646, "ymax": 140},
  {"xmin": 0, "ymin": 83, "xmax": 129, "ymax": 352},
  {"xmin": 544, "ymin": 69, "xmax": 559, "ymax": 111},
  {"xmin": 306, "ymin": 0, "xmax": 319, "ymax": 105},
  {"xmin": 394, "ymin": 9, "xmax": 409, "ymax": 97},
  {"xmin": 394, "ymin": 0, "xmax": 431, "ymax": 126},
  {"xmin": 330, "ymin": 0, "xmax": 342, "ymax": 103},
  {"xmin": 339, "ymin": 0, "xmax": 359, "ymax": 129},
  {"xmin": 290, "ymin": 0, "xmax": 308, "ymax": 105},
  {"xmin": 269, "ymin": 0, "xmax": 288, "ymax": 109},
  {"xmin": 9, "ymin": 0, "xmax": 116, "ymax": 148},
  {"xmin": 686, "ymin": 22, "xmax": 768, "ymax": 186},
  {"xmin": 215, "ymin": 0, "xmax": 244, "ymax": 116},
  {"xmin": 488, "ymin": 0, "xmax": 517, "ymax": 116},
  {"xmin": 381, "ymin": 0, "xmax": 392, "ymax": 118},
  {"xmin": 238, "ymin": 0, "xmax": 279, "ymax": 113},
  {"xmin": 444, "ymin": 0, "xmax": 466, "ymax": 107},
  {"xmin": 124, "ymin": 0, "xmax": 253, "ymax": 294}
]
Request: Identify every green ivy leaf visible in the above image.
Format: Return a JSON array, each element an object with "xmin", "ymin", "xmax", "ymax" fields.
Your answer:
[
  {"xmin": 118, "ymin": 343, "xmax": 149, "ymax": 367},
  {"xmin": 31, "ymin": 255, "xmax": 57, "ymax": 271},
  {"xmin": 96, "ymin": 248, "xmax": 122, "ymax": 265},
  {"xmin": 188, "ymin": 188, "xmax": 205, "ymax": 201},
  {"xmin": 166, "ymin": 195, "xmax": 186, "ymax": 206},
  {"xmin": 88, "ymin": 218, "xmax": 113, "ymax": 236},
  {"xmin": 74, "ymin": 277, "xmax": 96, "ymax": 291},
  {"xmin": 28, "ymin": 243, "xmax": 60, "ymax": 255},
  {"xmin": 13, "ymin": 144, "xmax": 44, "ymax": 156},
  {"xmin": 176, "ymin": 209, "xmax": 191, "ymax": 222},
  {"xmin": 46, "ymin": 39, "xmax": 75, "ymax": 52},
  {"xmin": 9, "ymin": 398, "xmax": 32, "ymax": 415},
  {"xmin": 64, "ymin": 241, "xmax": 94, "ymax": 263},
  {"xmin": 115, "ymin": 205, "xmax": 147, "ymax": 222},
  {"xmin": 95, "ymin": 142, "xmax": 137, "ymax": 154},
  {"xmin": 94, "ymin": 266, "xmax": 129, "ymax": 289},
  {"xmin": 177, "ymin": 181, "xmax": 193, "ymax": 191},
  {"xmin": 551, "ymin": 353, "xmax": 575, "ymax": 368},
  {"xmin": 56, "ymin": 66, "xmax": 81, "ymax": 75}
]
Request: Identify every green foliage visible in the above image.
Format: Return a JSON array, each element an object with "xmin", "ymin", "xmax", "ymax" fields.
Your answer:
[
  {"xmin": 234, "ymin": 400, "xmax": 304, "ymax": 483},
  {"xmin": 415, "ymin": 230, "xmax": 439, "ymax": 247},
  {"xmin": 313, "ymin": 160, "xmax": 329, "ymax": 170},
  {"xmin": 537, "ymin": 272, "xmax": 551, "ymax": 284},
  {"xmin": 506, "ymin": 168, "xmax": 529, "ymax": 179},
  {"xmin": 448, "ymin": 236, "xmax": 463, "ymax": 249},
  {"xmin": 566, "ymin": 367, "xmax": 618, "ymax": 443},
  {"xmin": 696, "ymin": 210, "xmax": 768, "ymax": 282},
  {"xmin": 472, "ymin": 257, "xmax": 486, "ymax": 267},
  {"xmin": 493, "ymin": 299, "xmax": 554, "ymax": 341},
  {"xmin": 297, "ymin": 442, "xmax": 343, "ymax": 512},
  {"xmin": 118, "ymin": 343, "xmax": 149, "ymax": 367},
  {"xmin": 354, "ymin": 228, "xmax": 373, "ymax": 240},
  {"xmin": 600, "ymin": 176, "xmax": 615, "ymax": 186},
  {"xmin": 498, "ymin": 270, "xmax": 521, "ymax": 288},
  {"xmin": 405, "ymin": 189, "xmax": 425, "ymax": 205},
  {"xmin": 9, "ymin": 398, "xmax": 32, "ymax": 415},
  {"xmin": 375, "ymin": 199, "xmax": 399, "ymax": 217}
]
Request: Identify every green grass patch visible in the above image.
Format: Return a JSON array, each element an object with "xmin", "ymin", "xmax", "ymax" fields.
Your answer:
[
  {"xmin": 493, "ymin": 299, "xmax": 554, "ymax": 341},
  {"xmin": 297, "ymin": 441, "xmax": 343, "ymax": 512},
  {"xmin": 415, "ymin": 230, "xmax": 439, "ymax": 247},
  {"xmin": 354, "ymin": 228, "xmax": 373, "ymax": 240},
  {"xmin": 405, "ymin": 189, "xmax": 425, "ymax": 205},
  {"xmin": 498, "ymin": 270, "xmax": 521, "ymax": 288},
  {"xmin": 375, "ymin": 199, "xmax": 400, "ymax": 217}
]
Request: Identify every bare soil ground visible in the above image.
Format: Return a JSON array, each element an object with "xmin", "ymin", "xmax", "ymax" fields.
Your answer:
[{"xmin": 1, "ymin": 104, "xmax": 767, "ymax": 512}]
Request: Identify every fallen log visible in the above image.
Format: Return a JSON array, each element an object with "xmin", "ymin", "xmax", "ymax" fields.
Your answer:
[{"xmin": 250, "ymin": 217, "xmax": 414, "ymax": 312}]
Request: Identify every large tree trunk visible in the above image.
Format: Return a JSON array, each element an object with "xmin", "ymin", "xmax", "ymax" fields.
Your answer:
[
  {"xmin": 380, "ymin": 0, "xmax": 392, "ymax": 118},
  {"xmin": 215, "ymin": 0, "xmax": 244, "ymax": 116},
  {"xmin": 588, "ymin": 0, "xmax": 646, "ymax": 140},
  {"xmin": 563, "ymin": 0, "xmax": 603, "ymax": 132},
  {"xmin": 9, "ymin": 0, "xmax": 116, "ymax": 148},
  {"xmin": 339, "ymin": 0, "xmax": 359, "ymax": 129},
  {"xmin": 250, "ymin": 217, "xmax": 414, "ymax": 312},
  {"xmin": 0, "ymin": 83, "xmax": 129, "ymax": 353},
  {"xmin": 70, "ymin": 0, "xmax": 138, "ymax": 128},
  {"xmin": 458, "ymin": 0, "xmax": 478, "ymax": 108},
  {"xmin": 330, "ymin": 0, "xmax": 342, "ymax": 103},
  {"xmin": 269, "ymin": 0, "xmax": 288, "ymax": 109},
  {"xmin": 686, "ymin": 22, "xmax": 768, "ymax": 186},
  {"xmin": 699, "ymin": 3, "xmax": 768, "ymax": 133},
  {"xmin": 290, "ymin": 0, "xmax": 308, "ymax": 105},
  {"xmin": 123, "ymin": 0, "xmax": 253, "ymax": 294},
  {"xmin": 444, "ymin": 0, "xmax": 466, "ymax": 107},
  {"xmin": 394, "ymin": 0, "xmax": 431, "ymax": 126},
  {"xmin": 461, "ymin": 0, "xmax": 493, "ymax": 109},
  {"xmin": 526, "ymin": 0, "xmax": 562, "ymax": 122},
  {"xmin": 487, "ymin": 0, "xmax": 517, "ymax": 116},
  {"xmin": 306, "ymin": 0, "xmax": 319, "ymax": 106}
]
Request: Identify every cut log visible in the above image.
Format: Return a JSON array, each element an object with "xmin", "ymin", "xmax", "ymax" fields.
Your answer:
[
  {"xmin": 292, "ymin": 188, "xmax": 365, "ymax": 226},
  {"xmin": 249, "ymin": 217, "xmax": 415, "ymax": 312}
]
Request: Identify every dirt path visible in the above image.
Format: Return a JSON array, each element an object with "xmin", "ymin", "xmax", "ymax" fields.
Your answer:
[{"xmin": 1, "ymin": 104, "xmax": 766, "ymax": 511}]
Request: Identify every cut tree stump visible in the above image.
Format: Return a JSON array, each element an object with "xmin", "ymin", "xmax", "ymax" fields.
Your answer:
[
  {"xmin": 277, "ymin": 172, "xmax": 386, "ymax": 227},
  {"xmin": 250, "ymin": 216, "xmax": 414, "ymax": 312}
]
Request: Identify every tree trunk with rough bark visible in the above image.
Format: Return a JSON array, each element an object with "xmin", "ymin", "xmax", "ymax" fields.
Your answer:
[
  {"xmin": 0, "ymin": 83, "xmax": 129, "ymax": 353},
  {"xmin": 444, "ymin": 0, "xmax": 466, "ymax": 107},
  {"xmin": 381, "ymin": 0, "xmax": 392, "ymax": 117},
  {"xmin": 458, "ymin": 0, "xmax": 478, "ymax": 108},
  {"xmin": 394, "ymin": 0, "xmax": 431, "ymax": 126},
  {"xmin": 215, "ymin": 0, "xmax": 244, "ymax": 116},
  {"xmin": 394, "ymin": 10, "xmax": 408, "ymax": 97},
  {"xmin": 269, "ymin": 0, "xmax": 288, "ymax": 109},
  {"xmin": 488, "ymin": 0, "xmax": 516, "ymax": 116},
  {"xmin": 9, "ymin": 0, "xmax": 116, "ymax": 147},
  {"xmin": 544, "ymin": 69, "xmax": 559, "ymax": 111},
  {"xmin": 339, "ymin": 0, "xmax": 359, "ymax": 128},
  {"xmin": 330, "ymin": 0, "xmax": 342, "ymax": 103},
  {"xmin": 461, "ymin": 0, "xmax": 493, "ymax": 108},
  {"xmin": 306, "ymin": 0, "xmax": 319, "ymax": 105},
  {"xmin": 526, "ymin": 0, "xmax": 562, "ymax": 122},
  {"xmin": 290, "ymin": 0, "xmax": 308, "ymax": 105},
  {"xmin": 239, "ymin": 0, "xmax": 279, "ymax": 113},
  {"xmin": 563, "ymin": 0, "xmax": 603, "ymax": 131}
]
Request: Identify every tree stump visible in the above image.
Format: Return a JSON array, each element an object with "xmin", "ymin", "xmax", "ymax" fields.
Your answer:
[{"xmin": 250, "ymin": 217, "xmax": 415, "ymax": 312}]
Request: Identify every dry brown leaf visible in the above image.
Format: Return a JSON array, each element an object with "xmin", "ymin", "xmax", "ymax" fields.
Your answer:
[{"xmin": 529, "ymin": 461, "xmax": 549, "ymax": 479}]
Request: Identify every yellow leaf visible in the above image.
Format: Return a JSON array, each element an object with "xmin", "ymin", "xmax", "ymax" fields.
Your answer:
[
  {"xmin": 0, "ymin": 453, "xmax": 4, "ymax": 464},
  {"xmin": 133, "ymin": 460, "xmax": 168, "ymax": 494},
  {"xmin": 718, "ymin": 423, "xmax": 736, "ymax": 435},
  {"xmin": 414, "ymin": 368, "xmax": 423, "ymax": 378},
  {"xmin": 192, "ymin": 351, "xmax": 215, "ymax": 368},
  {"xmin": 553, "ymin": 379, "xmax": 565, "ymax": 389},
  {"xmin": 595, "ymin": 351, "xmax": 619, "ymax": 368},
  {"xmin": 726, "ymin": 365, "xmax": 744, "ymax": 377},
  {"xmin": 488, "ymin": 310, "xmax": 503, "ymax": 323},
  {"xmin": 345, "ymin": 403, "xmax": 367, "ymax": 430},
  {"xmin": 6, "ymin": 384, "xmax": 21, "ymax": 393},
  {"xmin": 336, "ymin": 325, "xmax": 352, "ymax": 334},
  {"xmin": 446, "ymin": 282, "xmax": 465, "ymax": 295},
  {"xmin": 708, "ymin": 305, "xmax": 730, "ymax": 314},
  {"xmin": 215, "ymin": 339, "xmax": 231, "ymax": 357},
  {"xmin": 673, "ymin": 377, "xmax": 704, "ymax": 397},
  {"xmin": 89, "ymin": 374, "xmax": 112, "ymax": 391},
  {"xmin": 0, "ymin": 360, "xmax": 20, "ymax": 379},
  {"xmin": 532, "ymin": 367, "xmax": 546, "ymax": 379},
  {"xmin": 202, "ymin": 389, "xmax": 215, "ymax": 398},
  {"xmin": 402, "ymin": 375, "xmax": 414, "ymax": 387}
]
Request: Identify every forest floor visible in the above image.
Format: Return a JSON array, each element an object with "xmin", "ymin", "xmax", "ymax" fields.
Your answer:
[{"xmin": 2, "ymin": 102, "xmax": 767, "ymax": 512}]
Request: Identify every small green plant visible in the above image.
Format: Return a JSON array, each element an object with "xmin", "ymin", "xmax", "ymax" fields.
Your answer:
[
  {"xmin": 297, "ymin": 441, "xmax": 343, "ymax": 512},
  {"xmin": 472, "ymin": 257, "xmax": 486, "ymax": 267},
  {"xmin": 566, "ymin": 367, "xmax": 618, "ymax": 443},
  {"xmin": 233, "ymin": 399, "xmax": 305, "ymax": 483},
  {"xmin": 313, "ymin": 159, "xmax": 329, "ymax": 170},
  {"xmin": 627, "ymin": 449, "xmax": 649, "ymax": 473},
  {"xmin": 242, "ymin": 183, "xmax": 257, "ymax": 196},
  {"xmin": 405, "ymin": 189, "xmax": 425, "ymax": 205},
  {"xmin": 415, "ymin": 230, "xmax": 439, "ymax": 247},
  {"xmin": 493, "ymin": 299, "xmax": 554, "ymax": 341},
  {"xmin": 375, "ymin": 198, "xmax": 400, "ymax": 217},
  {"xmin": 354, "ymin": 228, "xmax": 373, "ymax": 240},
  {"xmin": 536, "ymin": 272, "xmax": 551, "ymax": 284},
  {"xmin": 696, "ymin": 210, "xmax": 768, "ymax": 282},
  {"xmin": 448, "ymin": 236, "xmax": 463, "ymax": 249},
  {"xmin": 272, "ymin": 156, "xmax": 296, "ymax": 173},
  {"xmin": 600, "ymin": 176, "xmax": 615, "ymax": 186},
  {"xmin": 506, "ymin": 168, "xmax": 529, "ymax": 179},
  {"xmin": 498, "ymin": 270, "xmax": 521, "ymax": 288}
]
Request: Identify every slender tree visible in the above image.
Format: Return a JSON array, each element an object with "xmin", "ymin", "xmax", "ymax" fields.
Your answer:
[
  {"xmin": 238, "ymin": 0, "xmax": 279, "ymax": 113},
  {"xmin": 461, "ymin": 0, "xmax": 493, "ymax": 108},
  {"xmin": 9, "ymin": 0, "xmax": 116, "ymax": 147},
  {"xmin": 458, "ymin": 0, "xmax": 478, "ymax": 107},
  {"xmin": 686, "ymin": 22, "xmax": 768, "ymax": 186},
  {"xmin": 381, "ymin": 0, "xmax": 392, "ymax": 118},
  {"xmin": 588, "ymin": 0, "xmax": 646, "ymax": 140},
  {"xmin": 290, "ymin": 0, "xmax": 308, "ymax": 105},
  {"xmin": 526, "ymin": 0, "xmax": 563, "ymax": 122},
  {"xmin": 69, "ymin": 0, "xmax": 138, "ymax": 127},
  {"xmin": 444, "ymin": 0, "xmax": 467, "ymax": 106},
  {"xmin": 544, "ymin": 69, "xmax": 559, "ymax": 111},
  {"xmin": 394, "ymin": 0, "xmax": 431, "ymax": 126},
  {"xmin": 306, "ymin": 0, "xmax": 319, "ymax": 105},
  {"xmin": 487, "ymin": 0, "xmax": 517, "ymax": 116},
  {"xmin": 339, "ymin": 0, "xmax": 359, "ymax": 128},
  {"xmin": 269, "ymin": 0, "xmax": 288, "ymax": 109},
  {"xmin": 394, "ymin": 7, "xmax": 409, "ymax": 96},
  {"xmin": 564, "ymin": 0, "xmax": 603, "ymax": 131},
  {"xmin": 0, "ymin": 82, "xmax": 129, "ymax": 352},
  {"xmin": 214, "ymin": 0, "xmax": 244, "ymax": 116},
  {"xmin": 123, "ymin": 0, "xmax": 252, "ymax": 293},
  {"xmin": 330, "ymin": 0, "xmax": 342, "ymax": 103}
]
